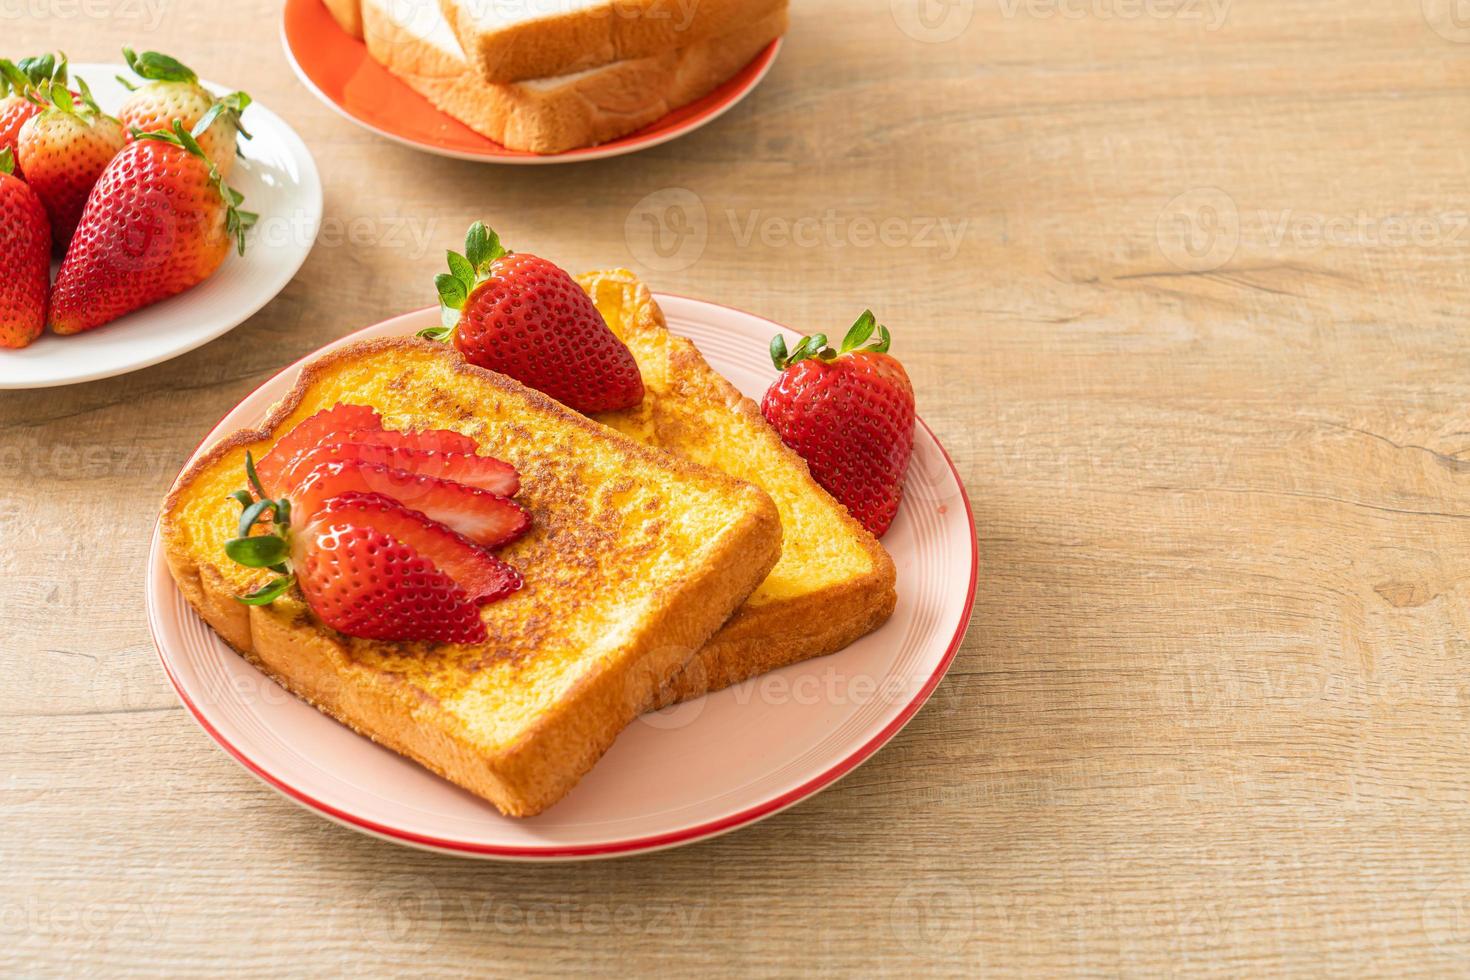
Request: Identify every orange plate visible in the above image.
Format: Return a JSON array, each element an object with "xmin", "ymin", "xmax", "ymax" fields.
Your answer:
[{"xmin": 280, "ymin": 0, "xmax": 783, "ymax": 163}]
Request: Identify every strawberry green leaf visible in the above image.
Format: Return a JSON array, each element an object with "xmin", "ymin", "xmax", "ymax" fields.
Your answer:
[
  {"xmin": 769, "ymin": 333, "xmax": 789, "ymax": 370},
  {"xmin": 0, "ymin": 148, "xmax": 12, "ymax": 176},
  {"xmin": 0, "ymin": 61, "xmax": 23, "ymax": 97},
  {"xmin": 66, "ymin": 75, "xmax": 117, "ymax": 124},
  {"xmin": 463, "ymin": 221, "xmax": 506, "ymax": 275},
  {"xmin": 225, "ymin": 534, "xmax": 289, "ymax": 568},
  {"xmin": 446, "ymin": 251, "xmax": 476, "ymax": 292},
  {"xmin": 237, "ymin": 574, "xmax": 295, "ymax": 606},
  {"xmin": 417, "ymin": 324, "xmax": 455, "ymax": 342},
  {"xmin": 49, "ymin": 84, "xmax": 75, "ymax": 114},
  {"xmin": 244, "ymin": 450, "xmax": 267, "ymax": 499},
  {"xmin": 17, "ymin": 53, "xmax": 59, "ymax": 86},
  {"xmin": 122, "ymin": 47, "xmax": 197, "ymax": 84},
  {"xmin": 228, "ymin": 489, "xmax": 255, "ymax": 509},
  {"xmin": 464, "ymin": 222, "xmax": 489, "ymax": 268},
  {"xmin": 237, "ymin": 498, "xmax": 276, "ymax": 538},
  {"xmin": 841, "ymin": 310, "xmax": 876, "ymax": 352},
  {"xmin": 192, "ymin": 90, "xmax": 253, "ymax": 142},
  {"xmin": 436, "ymin": 273, "xmax": 468, "ymax": 311},
  {"xmin": 871, "ymin": 323, "xmax": 892, "ymax": 354}
]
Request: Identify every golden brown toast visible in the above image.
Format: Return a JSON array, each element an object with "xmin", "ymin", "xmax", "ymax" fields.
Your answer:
[
  {"xmin": 580, "ymin": 270, "xmax": 897, "ymax": 706},
  {"xmin": 160, "ymin": 338, "xmax": 781, "ymax": 817}
]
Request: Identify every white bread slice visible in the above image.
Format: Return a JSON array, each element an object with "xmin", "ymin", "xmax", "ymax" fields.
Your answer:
[
  {"xmin": 439, "ymin": 0, "xmax": 786, "ymax": 83},
  {"xmin": 363, "ymin": 0, "xmax": 786, "ymax": 153}
]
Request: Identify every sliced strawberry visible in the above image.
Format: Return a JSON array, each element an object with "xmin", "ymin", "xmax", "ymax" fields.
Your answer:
[
  {"xmin": 293, "ymin": 511, "xmax": 487, "ymax": 644},
  {"xmin": 280, "ymin": 444, "xmax": 518, "ymax": 497},
  {"xmin": 291, "ymin": 460, "xmax": 530, "ymax": 548},
  {"xmin": 334, "ymin": 427, "xmax": 479, "ymax": 456},
  {"xmin": 316, "ymin": 492, "xmax": 520, "ymax": 603},
  {"xmin": 255, "ymin": 403, "xmax": 382, "ymax": 492}
]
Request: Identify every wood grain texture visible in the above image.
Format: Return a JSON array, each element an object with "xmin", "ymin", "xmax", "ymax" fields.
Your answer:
[{"xmin": 5, "ymin": 0, "xmax": 1470, "ymax": 974}]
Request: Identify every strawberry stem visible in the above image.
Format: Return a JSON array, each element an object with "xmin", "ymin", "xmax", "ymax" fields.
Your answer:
[
  {"xmin": 0, "ymin": 53, "xmax": 66, "ymax": 103},
  {"xmin": 769, "ymin": 311, "xmax": 891, "ymax": 370},
  {"xmin": 422, "ymin": 221, "xmax": 510, "ymax": 343},
  {"xmin": 122, "ymin": 47, "xmax": 197, "ymax": 85},
  {"xmin": 226, "ymin": 451, "xmax": 297, "ymax": 605}
]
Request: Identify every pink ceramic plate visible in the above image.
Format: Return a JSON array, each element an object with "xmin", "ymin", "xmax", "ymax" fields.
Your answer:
[{"xmin": 146, "ymin": 295, "xmax": 977, "ymax": 860}]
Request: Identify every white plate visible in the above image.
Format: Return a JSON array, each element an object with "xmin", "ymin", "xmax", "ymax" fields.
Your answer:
[
  {"xmin": 0, "ymin": 64, "xmax": 322, "ymax": 389},
  {"xmin": 146, "ymin": 295, "xmax": 977, "ymax": 860}
]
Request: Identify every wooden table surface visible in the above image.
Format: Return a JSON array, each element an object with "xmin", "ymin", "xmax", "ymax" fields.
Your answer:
[{"xmin": 7, "ymin": 0, "xmax": 1470, "ymax": 975}]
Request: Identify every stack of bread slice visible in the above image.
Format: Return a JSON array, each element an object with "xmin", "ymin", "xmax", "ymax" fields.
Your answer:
[{"xmin": 321, "ymin": 0, "xmax": 787, "ymax": 153}]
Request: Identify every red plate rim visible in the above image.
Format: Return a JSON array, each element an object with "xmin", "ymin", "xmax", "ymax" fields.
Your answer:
[
  {"xmin": 147, "ymin": 296, "xmax": 979, "ymax": 859},
  {"xmin": 278, "ymin": 0, "xmax": 784, "ymax": 164}
]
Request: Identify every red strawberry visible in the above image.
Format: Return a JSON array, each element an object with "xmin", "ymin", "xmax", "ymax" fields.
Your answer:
[
  {"xmin": 292, "ymin": 460, "xmax": 530, "ymax": 548},
  {"xmin": 0, "ymin": 148, "xmax": 50, "ymax": 349},
  {"xmin": 48, "ymin": 120, "xmax": 255, "ymax": 335},
  {"xmin": 0, "ymin": 54, "xmax": 65, "ymax": 159},
  {"xmin": 255, "ymin": 403, "xmax": 383, "ymax": 491},
  {"xmin": 421, "ymin": 221, "xmax": 643, "ymax": 413},
  {"xmin": 16, "ymin": 80, "xmax": 125, "ymax": 251},
  {"xmin": 254, "ymin": 402, "xmax": 494, "ymax": 493},
  {"xmin": 314, "ymin": 492, "xmax": 521, "ymax": 604},
  {"xmin": 222, "ymin": 451, "xmax": 529, "ymax": 644},
  {"xmin": 335, "ymin": 426, "xmax": 479, "ymax": 456},
  {"xmin": 281, "ymin": 445, "xmax": 520, "ymax": 497},
  {"xmin": 116, "ymin": 48, "xmax": 251, "ymax": 179},
  {"xmin": 761, "ymin": 312, "xmax": 916, "ymax": 537},
  {"xmin": 293, "ymin": 510, "xmax": 488, "ymax": 644}
]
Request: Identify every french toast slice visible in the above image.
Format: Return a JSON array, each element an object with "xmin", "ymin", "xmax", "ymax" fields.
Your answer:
[
  {"xmin": 160, "ymin": 338, "xmax": 781, "ymax": 817},
  {"xmin": 579, "ymin": 270, "xmax": 897, "ymax": 706}
]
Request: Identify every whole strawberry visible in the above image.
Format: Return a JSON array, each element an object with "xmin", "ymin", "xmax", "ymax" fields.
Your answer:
[
  {"xmin": 17, "ymin": 79, "xmax": 125, "ymax": 251},
  {"xmin": 117, "ymin": 48, "xmax": 250, "ymax": 178},
  {"xmin": 761, "ymin": 312, "xmax": 916, "ymax": 537},
  {"xmin": 49, "ymin": 120, "xmax": 254, "ymax": 335},
  {"xmin": 0, "ymin": 148, "xmax": 50, "ymax": 349},
  {"xmin": 421, "ymin": 222, "xmax": 644, "ymax": 413},
  {"xmin": 0, "ymin": 54, "xmax": 65, "ymax": 159}
]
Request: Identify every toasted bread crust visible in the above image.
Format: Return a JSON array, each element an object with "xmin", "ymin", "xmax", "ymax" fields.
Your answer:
[
  {"xmin": 161, "ymin": 337, "xmax": 781, "ymax": 816},
  {"xmin": 576, "ymin": 270, "xmax": 898, "ymax": 707},
  {"xmin": 364, "ymin": 4, "xmax": 787, "ymax": 154},
  {"xmin": 323, "ymin": 0, "xmax": 364, "ymax": 38},
  {"xmin": 442, "ymin": 0, "xmax": 787, "ymax": 84}
]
